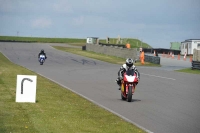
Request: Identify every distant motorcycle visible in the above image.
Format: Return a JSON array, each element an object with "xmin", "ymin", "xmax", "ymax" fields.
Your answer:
[
  {"xmin": 120, "ymin": 69, "xmax": 139, "ymax": 102},
  {"xmin": 39, "ymin": 55, "xmax": 45, "ymax": 65}
]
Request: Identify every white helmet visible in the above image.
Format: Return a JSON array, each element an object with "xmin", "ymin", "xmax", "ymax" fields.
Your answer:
[{"xmin": 126, "ymin": 58, "xmax": 134, "ymax": 68}]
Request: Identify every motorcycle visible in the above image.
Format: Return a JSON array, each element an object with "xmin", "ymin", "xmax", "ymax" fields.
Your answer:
[
  {"xmin": 39, "ymin": 55, "xmax": 45, "ymax": 65},
  {"xmin": 120, "ymin": 69, "xmax": 139, "ymax": 102}
]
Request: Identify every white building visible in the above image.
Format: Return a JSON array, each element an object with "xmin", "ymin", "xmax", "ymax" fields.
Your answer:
[
  {"xmin": 86, "ymin": 37, "xmax": 99, "ymax": 44},
  {"xmin": 181, "ymin": 39, "xmax": 200, "ymax": 55}
]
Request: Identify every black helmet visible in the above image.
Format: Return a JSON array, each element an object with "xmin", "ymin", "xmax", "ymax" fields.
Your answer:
[
  {"xmin": 41, "ymin": 49, "xmax": 44, "ymax": 53},
  {"xmin": 126, "ymin": 58, "xmax": 134, "ymax": 68}
]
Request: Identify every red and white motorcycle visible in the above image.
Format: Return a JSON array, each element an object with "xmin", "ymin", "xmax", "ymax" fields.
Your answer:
[{"xmin": 120, "ymin": 69, "xmax": 139, "ymax": 102}]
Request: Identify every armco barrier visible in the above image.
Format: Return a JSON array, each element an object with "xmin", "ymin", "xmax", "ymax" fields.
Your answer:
[
  {"xmin": 144, "ymin": 55, "xmax": 160, "ymax": 64},
  {"xmin": 192, "ymin": 61, "xmax": 200, "ymax": 70}
]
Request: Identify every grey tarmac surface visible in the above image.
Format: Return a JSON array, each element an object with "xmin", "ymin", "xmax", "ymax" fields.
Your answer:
[
  {"xmin": 1, "ymin": 42, "xmax": 200, "ymax": 133},
  {"xmin": 144, "ymin": 53, "xmax": 192, "ymax": 71}
]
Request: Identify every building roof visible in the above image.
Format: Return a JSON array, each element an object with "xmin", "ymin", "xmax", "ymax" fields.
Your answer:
[
  {"xmin": 181, "ymin": 39, "xmax": 200, "ymax": 43},
  {"xmin": 186, "ymin": 39, "xmax": 200, "ymax": 40},
  {"xmin": 87, "ymin": 37, "xmax": 99, "ymax": 39}
]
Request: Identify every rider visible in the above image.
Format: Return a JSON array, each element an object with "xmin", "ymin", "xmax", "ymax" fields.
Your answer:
[
  {"xmin": 38, "ymin": 49, "xmax": 47, "ymax": 60},
  {"xmin": 116, "ymin": 58, "xmax": 140, "ymax": 90}
]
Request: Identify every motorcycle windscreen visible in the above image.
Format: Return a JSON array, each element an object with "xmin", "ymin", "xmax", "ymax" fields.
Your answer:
[
  {"xmin": 125, "ymin": 69, "xmax": 135, "ymax": 76},
  {"xmin": 40, "ymin": 55, "xmax": 45, "ymax": 58}
]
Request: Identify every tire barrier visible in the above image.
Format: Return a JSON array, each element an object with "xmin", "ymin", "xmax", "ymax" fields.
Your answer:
[
  {"xmin": 144, "ymin": 55, "xmax": 160, "ymax": 64},
  {"xmin": 98, "ymin": 43, "xmax": 126, "ymax": 48},
  {"xmin": 192, "ymin": 61, "xmax": 200, "ymax": 70},
  {"xmin": 82, "ymin": 45, "xmax": 86, "ymax": 50}
]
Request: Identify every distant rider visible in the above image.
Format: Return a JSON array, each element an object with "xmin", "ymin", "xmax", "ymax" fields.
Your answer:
[
  {"xmin": 38, "ymin": 49, "xmax": 47, "ymax": 61},
  {"xmin": 116, "ymin": 58, "xmax": 140, "ymax": 90}
]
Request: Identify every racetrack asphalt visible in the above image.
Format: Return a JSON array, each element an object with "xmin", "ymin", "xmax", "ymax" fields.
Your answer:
[{"xmin": 1, "ymin": 42, "xmax": 200, "ymax": 133}]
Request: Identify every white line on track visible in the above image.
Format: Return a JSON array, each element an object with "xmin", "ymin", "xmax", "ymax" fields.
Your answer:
[
  {"xmin": 141, "ymin": 73, "xmax": 176, "ymax": 80},
  {"xmin": 1, "ymin": 52, "xmax": 154, "ymax": 133},
  {"xmin": 37, "ymin": 73, "xmax": 154, "ymax": 133}
]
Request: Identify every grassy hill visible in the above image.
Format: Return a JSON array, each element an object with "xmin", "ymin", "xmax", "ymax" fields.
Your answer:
[
  {"xmin": 0, "ymin": 36, "xmax": 86, "ymax": 43},
  {"xmin": 99, "ymin": 38, "xmax": 151, "ymax": 48},
  {"xmin": 0, "ymin": 36, "xmax": 152, "ymax": 48}
]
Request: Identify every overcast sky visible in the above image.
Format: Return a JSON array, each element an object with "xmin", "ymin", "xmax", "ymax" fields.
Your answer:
[{"xmin": 0, "ymin": 0, "xmax": 200, "ymax": 48}]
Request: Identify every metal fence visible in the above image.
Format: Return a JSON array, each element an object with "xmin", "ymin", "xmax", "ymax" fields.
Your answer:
[
  {"xmin": 143, "ymin": 48, "xmax": 181, "ymax": 55},
  {"xmin": 192, "ymin": 61, "xmax": 200, "ymax": 70}
]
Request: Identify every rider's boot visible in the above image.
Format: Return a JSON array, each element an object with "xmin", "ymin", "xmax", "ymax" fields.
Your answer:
[{"xmin": 115, "ymin": 78, "xmax": 121, "ymax": 90}]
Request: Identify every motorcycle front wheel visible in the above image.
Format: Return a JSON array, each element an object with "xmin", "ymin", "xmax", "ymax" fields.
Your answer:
[
  {"xmin": 127, "ymin": 86, "xmax": 132, "ymax": 102},
  {"xmin": 40, "ymin": 61, "xmax": 43, "ymax": 65}
]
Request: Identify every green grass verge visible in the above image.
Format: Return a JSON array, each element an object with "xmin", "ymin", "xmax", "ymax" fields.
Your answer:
[
  {"xmin": 53, "ymin": 46, "xmax": 161, "ymax": 67},
  {"xmin": 0, "ymin": 52, "xmax": 146, "ymax": 133},
  {"xmin": 67, "ymin": 43, "xmax": 86, "ymax": 47},
  {"xmin": 175, "ymin": 68, "xmax": 200, "ymax": 74}
]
